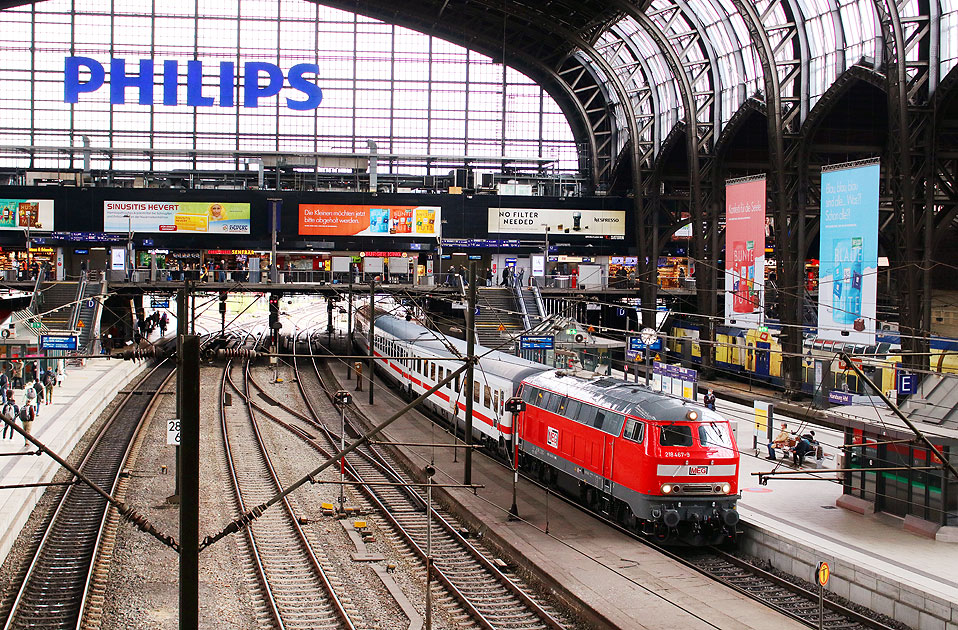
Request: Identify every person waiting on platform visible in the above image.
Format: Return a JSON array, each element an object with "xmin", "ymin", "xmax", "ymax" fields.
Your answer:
[
  {"xmin": 793, "ymin": 430, "xmax": 821, "ymax": 466},
  {"xmin": 766, "ymin": 422, "xmax": 790, "ymax": 460},
  {"xmin": 703, "ymin": 389, "xmax": 716, "ymax": 410}
]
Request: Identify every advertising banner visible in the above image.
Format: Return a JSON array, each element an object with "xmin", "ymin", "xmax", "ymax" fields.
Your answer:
[
  {"xmin": 488, "ymin": 208, "xmax": 625, "ymax": 238},
  {"xmin": 818, "ymin": 161, "xmax": 879, "ymax": 344},
  {"xmin": 299, "ymin": 204, "xmax": 440, "ymax": 238},
  {"xmin": 0, "ymin": 199, "xmax": 54, "ymax": 232},
  {"xmin": 104, "ymin": 201, "xmax": 250, "ymax": 234},
  {"xmin": 724, "ymin": 176, "xmax": 766, "ymax": 326}
]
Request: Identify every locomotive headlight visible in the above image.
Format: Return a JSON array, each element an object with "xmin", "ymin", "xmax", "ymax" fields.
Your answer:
[
  {"xmin": 686, "ymin": 410, "xmax": 699, "ymax": 421},
  {"xmin": 721, "ymin": 482, "xmax": 731, "ymax": 494},
  {"xmin": 661, "ymin": 483, "xmax": 673, "ymax": 494}
]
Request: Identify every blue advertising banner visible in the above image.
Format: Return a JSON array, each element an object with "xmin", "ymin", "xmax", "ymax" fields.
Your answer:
[{"xmin": 818, "ymin": 160, "xmax": 880, "ymax": 345}]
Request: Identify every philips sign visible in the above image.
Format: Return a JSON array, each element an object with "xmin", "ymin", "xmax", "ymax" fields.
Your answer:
[{"xmin": 63, "ymin": 57, "xmax": 323, "ymax": 110}]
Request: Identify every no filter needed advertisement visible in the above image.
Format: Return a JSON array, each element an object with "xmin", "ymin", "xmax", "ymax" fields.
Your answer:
[
  {"xmin": 487, "ymin": 208, "xmax": 625, "ymax": 238},
  {"xmin": 299, "ymin": 204, "xmax": 440, "ymax": 237},
  {"xmin": 104, "ymin": 201, "xmax": 251, "ymax": 234}
]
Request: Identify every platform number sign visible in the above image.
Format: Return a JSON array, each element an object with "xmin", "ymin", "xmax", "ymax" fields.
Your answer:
[
  {"xmin": 546, "ymin": 426, "xmax": 559, "ymax": 449},
  {"xmin": 167, "ymin": 418, "xmax": 180, "ymax": 446}
]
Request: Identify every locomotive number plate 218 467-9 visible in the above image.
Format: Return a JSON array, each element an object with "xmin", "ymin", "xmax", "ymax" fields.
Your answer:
[{"xmin": 688, "ymin": 466, "xmax": 708, "ymax": 475}]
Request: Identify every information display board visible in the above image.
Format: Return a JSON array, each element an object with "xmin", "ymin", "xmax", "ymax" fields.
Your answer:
[{"xmin": 724, "ymin": 176, "xmax": 766, "ymax": 325}]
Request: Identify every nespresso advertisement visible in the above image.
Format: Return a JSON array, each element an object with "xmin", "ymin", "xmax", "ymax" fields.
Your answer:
[
  {"xmin": 487, "ymin": 207, "xmax": 625, "ymax": 238},
  {"xmin": 299, "ymin": 204, "xmax": 440, "ymax": 237}
]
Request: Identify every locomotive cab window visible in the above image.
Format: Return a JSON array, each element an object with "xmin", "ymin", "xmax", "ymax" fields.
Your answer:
[
  {"xmin": 660, "ymin": 424, "xmax": 694, "ymax": 447},
  {"xmin": 623, "ymin": 418, "xmax": 645, "ymax": 443},
  {"xmin": 698, "ymin": 423, "xmax": 734, "ymax": 450},
  {"xmin": 547, "ymin": 395, "xmax": 565, "ymax": 414}
]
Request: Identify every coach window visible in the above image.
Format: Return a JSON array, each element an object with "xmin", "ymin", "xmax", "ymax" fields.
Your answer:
[
  {"xmin": 455, "ymin": 375, "xmax": 461, "ymax": 392},
  {"xmin": 474, "ymin": 381, "xmax": 480, "ymax": 403},
  {"xmin": 493, "ymin": 389, "xmax": 499, "ymax": 413},
  {"xmin": 623, "ymin": 418, "xmax": 644, "ymax": 442},
  {"xmin": 484, "ymin": 385, "xmax": 492, "ymax": 408},
  {"xmin": 431, "ymin": 363, "xmax": 436, "ymax": 381},
  {"xmin": 660, "ymin": 424, "xmax": 694, "ymax": 447},
  {"xmin": 438, "ymin": 366, "xmax": 444, "ymax": 382}
]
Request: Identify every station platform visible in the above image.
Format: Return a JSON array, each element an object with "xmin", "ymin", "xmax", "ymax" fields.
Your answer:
[
  {"xmin": 0, "ymin": 357, "xmax": 148, "ymax": 566},
  {"xmin": 323, "ymin": 357, "xmax": 806, "ymax": 630},
  {"xmin": 713, "ymin": 394, "xmax": 958, "ymax": 630}
]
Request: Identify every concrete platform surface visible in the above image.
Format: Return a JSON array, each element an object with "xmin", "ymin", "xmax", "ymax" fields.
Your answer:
[{"xmin": 0, "ymin": 357, "xmax": 148, "ymax": 565}]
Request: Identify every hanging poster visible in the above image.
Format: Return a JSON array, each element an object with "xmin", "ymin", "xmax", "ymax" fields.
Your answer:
[
  {"xmin": 818, "ymin": 160, "xmax": 879, "ymax": 344},
  {"xmin": 724, "ymin": 176, "xmax": 766, "ymax": 326}
]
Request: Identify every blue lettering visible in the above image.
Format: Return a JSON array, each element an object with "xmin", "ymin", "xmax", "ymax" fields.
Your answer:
[
  {"xmin": 110, "ymin": 58, "xmax": 154, "ymax": 105},
  {"xmin": 186, "ymin": 60, "xmax": 214, "ymax": 106},
  {"xmin": 63, "ymin": 56, "xmax": 323, "ymax": 110},
  {"xmin": 286, "ymin": 63, "xmax": 322, "ymax": 111},
  {"xmin": 244, "ymin": 62, "xmax": 283, "ymax": 108},
  {"xmin": 219, "ymin": 62, "xmax": 235, "ymax": 107},
  {"xmin": 64, "ymin": 56, "xmax": 105, "ymax": 103},
  {"xmin": 163, "ymin": 60, "xmax": 178, "ymax": 106}
]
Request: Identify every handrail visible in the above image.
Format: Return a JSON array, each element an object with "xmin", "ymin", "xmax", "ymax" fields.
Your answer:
[
  {"xmin": 531, "ymin": 283, "xmax": 547, "ymax": 319},
  {"xmin": 512, "ymin": 282, "xmax": 532, "ymax": 330},
  {"xmin": 69, "ymin": 275, "xmax": 87, "ymax": 332},
  {"xmin": 26, "ymin": 270, "xmax": 43, "ymax": 314}
]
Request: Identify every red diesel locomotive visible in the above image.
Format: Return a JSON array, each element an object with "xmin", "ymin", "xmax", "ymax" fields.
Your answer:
[
  {"xmin": 360, "ymin": 311, "xmax": 740, "ymax": 545},
  {"xmin": 515, "ymin": 371, "xmax": 740, "ymax": 544}
]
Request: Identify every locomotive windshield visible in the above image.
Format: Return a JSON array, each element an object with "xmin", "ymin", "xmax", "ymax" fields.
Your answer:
[
  {"xmin": 659, "ymin": 424, "xmax": 694, "ymax": 447},
  {"xmin": 698, "ymin": 422, "xmax": 735, "ymax": 452}
]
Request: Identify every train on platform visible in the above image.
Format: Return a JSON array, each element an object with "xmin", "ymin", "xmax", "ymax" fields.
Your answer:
[
  {"xmin": 354, "ymin": 310, "xmax": 740, "ymax": 545},
  {"xmin": 667, "ymin": 320, "xmax": 958, "ymax": 395}
]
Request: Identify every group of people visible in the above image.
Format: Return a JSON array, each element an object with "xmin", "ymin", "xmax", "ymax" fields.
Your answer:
[
  {"xmin": 766, "ymin": 422, "xmax": 821, "ymax": 467},
  {"xmin": 134, "ymin": 311, "xmax": 169, "ymax": 343},
  {"xmin": 0, "ymin": 360, "xmax": 65, "ymax": 445}
]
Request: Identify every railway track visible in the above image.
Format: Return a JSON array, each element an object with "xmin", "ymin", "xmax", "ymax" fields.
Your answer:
[
  {"xmin": 1, "ymin": 359, "xmax": 175, "ymax": 630},
  {"xmin": 238, "ymin": 330, "xmax": 569, "ymax": 630},
  {"xmin": 221, "ymin": 357, "xmax": 355, "ymax": 630},
  {"xmin": 307, "ymin": 331, "xmax": 899, "ymax": 630},
  {"xmin": 675, "ymin": 548, "xmax": 894, "ymax": 630}
]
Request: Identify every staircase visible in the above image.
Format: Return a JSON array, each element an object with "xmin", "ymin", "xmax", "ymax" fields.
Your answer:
[
  {"xmin": 36, "ymin": 281, "xmax": 81, "ymax": 332},
  {"xmin": 474, "ymin": 287, "xmax": 525, "ymax": 352},
  {"xmin": 76, "ymin": 280, "xmax": 104, "ymax": 350}
]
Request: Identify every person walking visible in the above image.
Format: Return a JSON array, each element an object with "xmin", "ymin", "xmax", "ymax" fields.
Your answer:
[
  {"xmin": 32, "ymin": 378, "xmax": 44, "ymax": 409},
  {"xmin": 18, "ymin": 401, "xmax": 35, "ymax": 446},
  {"xmin": 1, "ymin": 398, "xmax": 17, "ymax": 440},
  {"xmin": 42, "ymin": 369, "xmax": 54, "ymax": 405}
]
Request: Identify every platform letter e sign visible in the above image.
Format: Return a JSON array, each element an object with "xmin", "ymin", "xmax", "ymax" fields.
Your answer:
[{"xmin": 547, "ymin": 427, "xmax": 559, "ymax": 449}]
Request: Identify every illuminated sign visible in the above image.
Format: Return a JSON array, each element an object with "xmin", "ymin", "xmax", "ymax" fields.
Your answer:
[
  {"xmin": 300, "ymin": 205, "xmax": 440, "ymax": 238},
  {"xmin": 207, "ymin": 250, "xmax": 256, "ymax": 255},
  {"xmin": 64, "ymin": 57, "xmax": 322, "ymax": 110},
  {"xmin": 104, "ymin": 201, "xmax": 250, "ymax": 234},
  {"xmin": 488, "ymin": 207, "xmax": 625, "ymax": 238},
  {"xmin": 0, "ymin": 199, "xmax": 54, "ymax": 232}
]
